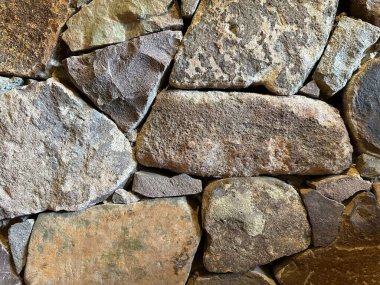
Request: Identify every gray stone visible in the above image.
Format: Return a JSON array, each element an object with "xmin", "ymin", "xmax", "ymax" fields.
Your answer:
[
  {"xmin": 350, "ymin": 0, "xmax": 380, "ymax": 27},
  {"xmin": 112, "ymin": 189, "xmax": 142, "ymax": 205},
  {"xmin": 202, "ymin": 177, "xmax": 310, "ymax": 273},
  {"xmin": 343, "ymin": 58, "xmax": 380, "ymax": 156},
  {"xmin": 169, "ymin": 0, "xmax": 339, "ymax": 95},
  {"xmin": 136, "ymin": 90, "xmax": 353, "ymax": 177},
  {"xmin": 298, "ymin": 80, "xmax": 320, "ymax": 98},
  {"xmin": 0, "ymin": 79, "xmax": 136, "ymax": 219},
  {"xmin": 132, "ymin": 171, "xmax": 202, "ymax": 198},
  {"xmin": 65, "ymin": 31, "xmax": 182, "ymax": 133},
  {"xmin": 181, "ymin": 0, "xmax": 200, "ymax": 19},
  {"xmin": 0, "ymin": 241, "xmax": 21, "ymax": 285},
  {"xmin": 62, "ymin": 0, "xmax": 183, "ymax": 52},
  {"xmin": 313, "ymin": 16, "xmax": 380, "ymax": 97},
  {"xmin": 8, "ymin": 219, "xmax": 34, "ymax": 274},
  {"xmin": 300, "ymin": 189, "xmax": 344, "ymax": 247},
  {"xmin": 356, "ymin": 154, "xmax": 380, "ymax": 179},
  {"xmin": 0, "ymin": 77, "xmax": 23, "ymax": 95}
]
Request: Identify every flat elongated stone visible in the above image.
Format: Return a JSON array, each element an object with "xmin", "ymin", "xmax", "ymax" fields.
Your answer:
[
  {"xmin": 313, "ymin": 17, "xmax": 380, "ymax": 97},
  {"xmin": 65, "ymin": 31, "xmax": 182, "ymax": 132},
  {"xmin": 308, "ymin": 175, "xmax": 372, "ymax": 202},
  {"xmin": 0, "ymin": 241, "xmax": 21, "ymax": 285},
  {"xmin": 356, "ymin": 154, "xmax": 380, "ymax": 179},
  {"xmin": 132, "ymin": 171, "xmax": 202, "ymax": 198},
  {"xmin": 169, "ymin": 0, "xmax": 338, "ymax": 95},
  {"xmin": 274, "ymin": 192, "xmax": 380, "ymax": 285},
  {"xmin": 300, "ymin": 189, "xmax": 344, "ymax": 247},
  {"xmin": 0, "ymin": 79, "xmax": 136, "ymax": 219},
  {"xmin": 350, "ymin": 0, "xmax": 380, "ymax": 27},
  {"xmin": 0, "ymin": 77, "xmax": 23, "ymax": 95},
  {"xmin": 343, "ymin": 58, "xmax": 380, "ymax": 156},
  {"xmin": 112, "ymin": 189, "xmax": 142, "ymax": 205},
  {"xmin": 137, "ymin": 90, "xmax": 353, "ymax": 177},
  {"xmin": 8, "ymin": 219, "xmax": 34, "ymax": 274},
  {"xmin": 0, "ymin": 0, "xmax": 72, "ymax": 78},
  {"xmin": 202, "ymin": 177, "xmax": 310, "ymax": 273},
  {"xmin": 62, "ymin": 0, "xmax": 183, "ymax": 52},
  {"xmin": 181, "ymin": 0, "xmax": 200, "ymax": 18},
  {"xmin": 25, "ymin": 198, "xmax": 201, "ymax": 285}
]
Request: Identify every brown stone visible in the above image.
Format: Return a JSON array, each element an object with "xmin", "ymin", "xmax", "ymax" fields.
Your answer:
[
  {"xmin": 0, "ymin": 240, "xmax": 21, "ymax": 285},
  {"xmin": 344, "ymin": 58, "xmax": 380, "ymax": 156},
  {"xmin": 308, "ymin": 175, "xmax": 372, "ymax": 202},
  {"xmin": 373, "ymin": 182, "xmax": 380, "ymax": 203},
  {"xmin": 356, "ymin": 153, "xmax": 380, "ymax": 179},
  {"xmin": 300, "ymin": 189, "xmax": 344, "ymax": 247},
  {"xmin": 0, "ymin": 0, "xmax": 72, "ymax": 78},
  {"xmin": 350, "ymin": 0, "xmax": 380, "ymax": 27},
  {"xmin": 298, "ymin": 80, "xmax": 320, "ymax": 98},
  {"xmin": 274, "ymin": 192, "xmax": 380, "ymax": 285},
  {"xmin": 202, "ymin": 177, "xmax": 310, "ymax": 273},
  {"xmin": 25, "ymin": 198, "xmax": 201, "ymax": 285},
  {"xmin": 136, "ymin": 90, "xmax": 353, "ymax": 177}
]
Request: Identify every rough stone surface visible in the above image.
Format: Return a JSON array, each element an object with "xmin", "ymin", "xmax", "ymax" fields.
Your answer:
[
  {"xmin": 350, "ymin": 0, "xmax": 380, "ymax": 27},
  {"xmin": 69, "ymin": 0, "xmax": 91, "ymax": 8},
  {"xmin": 181, "ymin": 0, "xmax": 200, "ymax": 19},
  {"xmin": 0, "ymin": 79, "xmax": 136, "ymax": 219},
  {"xmin": 0, "ymin": 0, "xmax": 72, "ymax": 78},
  {"xmin": 0, "ymin": 241, "xmax": 21, "ymax": 285},
  {"xmin": 8, "ymin": 219, "xmax": 34, "ymax": 274},
  {"xmin": 112, "ymin": 189, "xmax": 142, "ymax": 205},
  {"xmin": 137, "ymin": 90, "xmax": 353, "ymax": 177},
  {"xmin": 343, "ymin": 58, "xmax": 380, "ymax": 156},
  {"xmin": 62, "ymin": 0, "xmax": 183, "ymax": 52},
  {"xmin": 300, "ymin": 189, "xmax": 344, "ymax": 247},
  {"xmin": 298, "ymin": 80, "xmax": 320, "ymax": 98},
  {"xmin": 308, "ymin": 175, "xmax": 372, "ymax": 202},
  {"xmin": 274, "ymin": 192, "xmax": 380, "ymax": 285},
  {"xmin": 356, "ymin": 154, "xmax": 380, "ymax": 179},
  {"xmin": 202, "ymin": 177, "xmax": 310, "ymax": 273},
  {"xmin": 25, "ymin": 198, "xmax": 201, "ymax": 285},
  {"xmin": 187, "ymin": 267, "xmax": 276, "ymax": 285},
  {"xmin": 169, "ymin": 0, "xmax": 339, "ymax": 95},
  {"xmin": 374, "ymin": 182, "xmax": 380, "ymax": 203},
  {"xmin": 313, "ymin": 16, "xmax": 380, "ymax": 97},
  {"xmin": 132, "ymin": 171, "xmax": 202, "ymax": 198},
  {"xmin": 65, "ymin": 31, "xmax": 182, "ymax": 133},
  {"xmin": 0, "ymin": 77, "xmax": 23, "ymax": 95}
]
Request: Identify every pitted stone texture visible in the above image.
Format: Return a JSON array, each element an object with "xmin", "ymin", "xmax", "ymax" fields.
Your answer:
[
  {"xmin": 274, "ymin": 192, "xmax": 380, "ymax": 285},
  {"xmin": 0, "ymin": 241, "xmax": 21, "ymax": 285},
  {"xmin": 137, "ymin": 90, "xmax": 353, "ymax": 177},
  {"xmin": 181, "ymin": 0, "xmax": 200, "ymax": 18},
  {"xmin": 300, "ymin": 189, "xmax": 344, "ymax": 247},
  {"xmin": 202, "ymin": 177, "xmax": 310, "ymax": 273},
  {"xmin": 25, "ymin": 198, "xmax": 201, "ymax": 285},
  {"xmin": 65, "ymin": 31, "xmax": 182, "ymax": 133},
  {"xmin": 0, "ymin": 79, "xmax": 136, "ymax": 219},
  {"xmin": 112, "ymin": 189, "xmax": 142, "ymax": 205},
  {"xmin": 62, "ymin": 0, "xmax": 183, "ymax": 52},
  {"xmin": 313, "ymin": 16, "xmax": 380, "ymax": 97},
  {"xmin": 350, "ymin": 0, "xmax": 380, "ymax": 27},
  {"xmin": 0, "ymin": 0, "xmax": 72, "ymax": 78},
  {"xmin": 132, "ymin": 171, "xmax": 202, "ymax": 198},
  {"xmin": 170, "ymin": 0, "xmax": 338, "ymax": 95},
  {"xmin": 8, "ymin": 219, "xmax": 34, "ymax": 274},
  {"xmin": 308, "ymin": 175, "xmax": 372, "ymax": 202},
  {"xmin": 356, "ymin": 154, "xmax": 380, "ymax": 179},
  {"xmin": 298, "ymin": 80, "xmax": 320, "ymax": 98},
  {"xmin": 0, "ymin": 77, "xmax": 23, "ymax": 95},
  {"xmin": 343, "ymin": 58, "xmax": 380, "ymax": 156}
]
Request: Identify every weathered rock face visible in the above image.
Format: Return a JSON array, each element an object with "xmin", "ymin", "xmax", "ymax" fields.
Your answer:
[
  {"xmin": 181, "ymin": 0, "xmax": 200, "ymax": 19},
  {"xmin": 136, "ymin": 90, "xmax": 353, "ymax": 177},
  {"xmin": 0, "ymin": 241, "xmax": 22, "ymax": 285},
  {"xmin": 0, "ymin": 79, "xmax": 136, "ymax": 219},
  {"xmin": 298, "ymin": 80, "xmax": 320, "ymax": 99},
  {"xmin": 62, "ymin": 0, "xmax": 183, "ymax": 52},
  {"xmin": 373, "ymin": 182, "xmax": 380, "ymax": 203},
  {"xmin": 356, "ymin": 153, "xmax": 380, "ymax": 179},
  {"xmin": 0, "ymin": 77, "xmax": 23, "ymax": 95},
  {"xmin": 300, "ymin": 189, "xmax": 344, "ymax": 247},
  {"xmin": 169, "ymin": 0, "xmax": 339, "ymax": 95},
  {"xmin": 112, "ymin": 189, "xmax": 142, "ymax": 205},
  {"xmin": 350, "ymin": 0, "xmax": 380, "ymax": 27},
  {"xmin": 65, "ymin": 31, "xmax": 182, "ymax": 133},
  {"xmin": 274, "ymin": 192, "xmax": 380, "ymax": 285},
  {"xmin": 25, "ymin": 198, "xmax": 201, "ymax": 285},
  {"xmin": 308, "ymin": 175, "xmax": 372, "ymax": 202},
  {"xmin": 132, "ymin": 171, "xmax": 202, "ymax": 198},
  {"xmin": 8, "ymin": 219, "xmax": 34, "ymax": 274},
  {"xmin": 313, "ymin": 16, "xmax": 380, "ymax": 98},
  {"xmin": 0, "ymin": 0, "xmax": 72, "ymax": 78},
  {"xmin": 202, "ymin": 177, "xmax": 310, "ymax": 273},
  {"xmin": 343, "ymin": 58, "xmax": 380, "ymax": 156}
]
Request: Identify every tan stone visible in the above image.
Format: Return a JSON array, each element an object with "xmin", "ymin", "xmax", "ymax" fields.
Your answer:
[
  {"xmin": 181, "ymin": 0, "xmax": 200, "ymax": 19},
  {"xmin": 373, "ymin": 182, "xmax": 380, "ymax": 203},
  {"xmin": 25, "ymin": 198, "xmax": 201, "ymax": 285}
]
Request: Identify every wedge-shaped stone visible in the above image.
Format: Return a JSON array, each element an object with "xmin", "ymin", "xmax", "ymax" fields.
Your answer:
[
  {"xmin": 344, "ymin": 58, "xmax": 380, "ymax": 156},
  {"xmin": 112, "ymin": 189, "xmax": 142, "ymax": 205},
  {"xmin": 62, "ymin": 0, "xmax": 183, "ymax": 51},
  {"xmin": 274, "ymin": 192, "xmax": 380, "ymax": 285},
  {"xmin": 170, "ymin": 0, "xmax": 339, "ymax": 95},
  {"xmin": 202, "ymin": 177, "xmax": 310, "ymax": 273},
  {"xmin": 181, "ymin": 0, "xmax": 200, "ymax": 19},
  {"xmin": 65, "ymin": 31, "xmax": 182, "ymax": 132},
  {"xmin": 25, "ymin": 198, "xmax": 201, "ymax": 285},
  {"xmin": 0, "ymin": 0, "xmax": 72, "ymax": 78},
  {"xmin": 136, "ymin": 90, "xmax": 353, "ymax": 177},
  {"xmin": 0, "ymin": 79, "xmax": 136, "ymax": 219}
]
